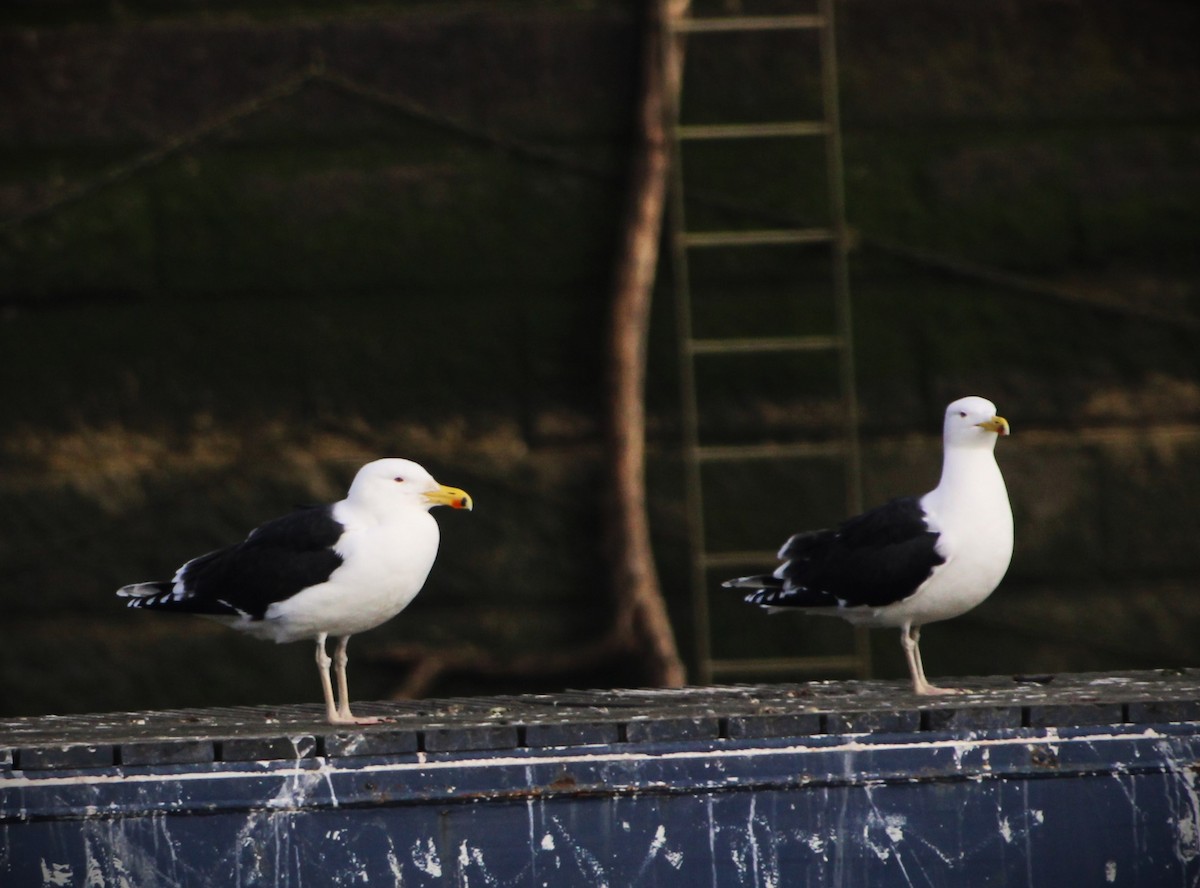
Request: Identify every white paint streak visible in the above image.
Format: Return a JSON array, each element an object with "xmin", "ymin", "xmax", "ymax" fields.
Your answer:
[
  {"xmin": 1170, "ymin": 748, "xmax": 1200, "ymax": 863},
  {"xmin": 861, "ymin": 787, "xmax": 915, "ymax": 885},
  {"xmin": 737, "ymin": 796, "xmax": 781, "ymax": 888},
  {"xmin": 78, "ymin": 821, "xmax": 161, "ymax": 888},
  {"xmin": 39, "ymin": 860, "xmax": 73, "ymax": 887},
  {"xmin": 706, "ymin": 795, "xmax": 718, "ymax": 888},
  {"xmin": 551, "ymin": 815, "xmax": 609, "ymax": 888},
  {"xmin": 862, "ymin": 822, "xmax": 891, "ymax": 862},
  {"xmin": 82, "ymin": 835, "xmax": 104, "ymax": 887},
  {"xmin": 747, "ymin": 795, "xmax": 762, "ymax": 876},
  {"xmin": 951, "ymin": 732, "xmax": 976, "ymax": 770},
  {"xmin": 2, "ymin": 725, "xmax": 1173, "ymax": 794},
  {"xmin": 458, "ymin": 843, "xmax": 500, "ymax": 887},
  {"xmin": 540, "ymin": 834, "xmax": 555, "ymax": 851},
  {"xmin": 1105, "ymin": 860, "xmax": 1118, "ymax": 882},
  {"xmin": 634, "ymin": 824, "xmax": 683, "ymax": 876},
  {"xmin": 649, "ymin": 824, "xmax": 667, "ymax": 856},
  {"xmin": 411, "ymin": 838, "xmax": 442, "ymax": 878},
  {"xmin": 998, "ymin": 817, "xmax": 1013, "ymax": 844},
  {"xmin": 884, "ymin": 815, "xmax": 906, "ymax": 844},
  {"xmin": 384, "ymin": 837, "xmax": 404, "ymax": 887}
]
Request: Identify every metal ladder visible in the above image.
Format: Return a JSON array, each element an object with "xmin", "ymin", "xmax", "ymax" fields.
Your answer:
[{"xmin": 664, "ymin": 1, "xmax": 871, "ymax": 684}]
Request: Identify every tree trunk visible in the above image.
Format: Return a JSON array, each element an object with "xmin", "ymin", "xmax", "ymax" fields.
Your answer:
[{"xmin": 603, "ymin": 0, "xmax": 688, "ymax": 688}]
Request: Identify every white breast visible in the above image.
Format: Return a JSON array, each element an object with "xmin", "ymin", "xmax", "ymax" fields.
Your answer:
[
  {"xmin": 259, "ymin": 505, "xmax": 441, "ymax": 643},
  {"xmin": 886, "ymin": 453, "xmax": 1013, "ymax": 627}
]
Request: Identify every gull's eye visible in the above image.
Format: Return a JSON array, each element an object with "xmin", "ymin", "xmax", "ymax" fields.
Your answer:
[
  {"xmin": 958, "ymin": 411, "xmax": 967, "ymax": 418},
  {"xmin": 393, "ymin": 477, "xmax": 405, "ymax": 483}
]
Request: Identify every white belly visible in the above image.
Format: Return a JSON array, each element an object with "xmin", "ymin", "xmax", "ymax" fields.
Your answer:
[
  {"xmin": 870, "ymin": 508, "xmax": 1013, "ymax": 629},
  {"xmin": 253, "ymin": 514, "xmax": 440, "ymax": 643}
]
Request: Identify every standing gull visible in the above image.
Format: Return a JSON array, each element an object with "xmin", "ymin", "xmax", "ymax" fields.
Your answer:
[
  {"xmin": 118, "ymin": 458, "xmax": 472, "ymax": 723},
  {"xmin": 724, "ymin": 396, "xmax": 1012, "ymax": 695}
]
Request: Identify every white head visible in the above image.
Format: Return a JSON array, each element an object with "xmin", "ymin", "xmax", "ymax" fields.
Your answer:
[
  {"xmin": 943, "ymin": 396, "xmax": 1010, "ymax": 449},
  {"xmin": 345, "ymin": 458, "xmax": 473, "ymax": 517}
]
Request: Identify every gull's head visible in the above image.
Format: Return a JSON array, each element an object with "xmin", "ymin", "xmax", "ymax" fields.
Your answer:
[
  {"xmin": 943, "ymin": 396, "xmax": 1010, "ymax": 449},
  {"xmin": 347, "ymin": 458, "xmax": 473, "ymax": 515}
]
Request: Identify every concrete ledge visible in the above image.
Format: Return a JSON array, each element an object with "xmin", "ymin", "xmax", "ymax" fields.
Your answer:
[
  {"xmin": 3, "ymin": 670, "xmax": 1199, "ymax": 885},
  {"xmin": 3, "ymin": 669, "xmax": 1199, "ymax": 771}
]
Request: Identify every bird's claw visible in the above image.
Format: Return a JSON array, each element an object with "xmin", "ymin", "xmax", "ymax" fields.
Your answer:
[
  {"xmin": 326, "ymin": 713, "xmax": 393, "ymax": 726},
  {"xmin": 914, "ymin": 685, "xmax": 965, "ymax": 696}
]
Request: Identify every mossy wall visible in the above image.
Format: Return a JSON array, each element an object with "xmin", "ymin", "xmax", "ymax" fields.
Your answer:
[{"xmin": 1, "ymin": 0, "xmax": 1198, "ymax": 716}]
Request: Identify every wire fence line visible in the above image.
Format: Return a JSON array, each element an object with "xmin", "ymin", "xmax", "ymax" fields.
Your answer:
[
  {"xmin": 0, "ymin": 58, "xmax": 613, "ymax": 236},
  {"xmin": 3, "ymin": 67, "xmax": 313, "ymax": 233},
  {"xmin": 2, "ymin": 57, "xmax": 1194, "ymax": 332}
]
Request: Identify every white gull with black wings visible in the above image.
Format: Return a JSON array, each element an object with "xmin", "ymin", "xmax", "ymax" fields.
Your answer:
[
  {"xmin": 724, "ymin": 396, "xmax": 1013, "ymax": 695},
  {"xmin": 118, "ymin": 458, "xmax": 472, "ymax": 724}
]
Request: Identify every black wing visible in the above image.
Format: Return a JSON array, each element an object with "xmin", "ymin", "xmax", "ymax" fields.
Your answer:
[
  {"xmin": 726, "ymin": 496, "xmax": 944, "ymax": 610},
  {"xmin": 122, "ymin": 506, "xmax": 345, "ymax": 620}
]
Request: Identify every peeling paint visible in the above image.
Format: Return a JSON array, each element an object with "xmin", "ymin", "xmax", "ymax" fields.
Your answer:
[
  {"xmin": 384, "ymin": 837, "xmax": 403, "ymax": 886},
  {"xmin": 39, "ymin": 859, "xmax": 72, "ymax": 887},
  {"xmin": 862, "ymin": 810, "xmax": 907, "ymax": 864},
  {"xmin": 411, "ymin": 837, "xmax": 441, "ymax": 878},
  {"xmin": 550, "ymin": 815, "xmax": 609, "ymax": 888},
  {"xmin": 999, "ymin": 817, "xmax": 1013, "ymax": 844}
]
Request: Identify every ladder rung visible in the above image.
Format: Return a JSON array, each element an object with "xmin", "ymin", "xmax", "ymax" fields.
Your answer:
[
  {"xmin": 689, "ymin": 335, "xmax": 842, "ymax": 355},
  {"xmin": 677, "ymin": 121, "xmax": 829, "ymax": 140},
  {"xmin": 701, "ymin": 550, "xmax": 779, "ymax": 570},
  {"xmin": 672, "ymin": 15, "xmax": 825, "ymax": 33},
  {"xmin": 682, "ymin": 228, "xmax": 835, "ymax": 248},
  {"xmin": 706, "ymin": 656, "xmax": 864, "ymax": 677},
  {"xmin": 694, "ymin": 441, "xmax": 847, "ymax": 463}
]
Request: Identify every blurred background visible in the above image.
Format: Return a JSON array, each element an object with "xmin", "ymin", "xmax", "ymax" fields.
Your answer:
[{"xmin": 1, "ymin": 0, "xmax": 1198, "ymax": 717}]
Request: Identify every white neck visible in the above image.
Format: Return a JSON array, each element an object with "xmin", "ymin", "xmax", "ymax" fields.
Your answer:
[
  {"xmin": 923, "ymin": 443, "xmax": 1010, "ymax": 526},
  {"xmin": 333, "ymin": 495, "xmax": 433, "ymax": 531}
]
